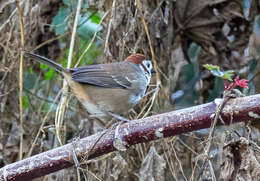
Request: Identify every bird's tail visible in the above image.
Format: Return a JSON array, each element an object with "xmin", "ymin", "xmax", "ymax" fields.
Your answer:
[{"xmin": 24, "ymin": 51, "xmax": 65, "ymax": 73}]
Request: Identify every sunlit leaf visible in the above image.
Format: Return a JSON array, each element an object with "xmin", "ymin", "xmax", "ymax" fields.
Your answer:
[
  {"xmin": 90, "ymin": 13, "xmax": 101, "ymax": 24},
  {"xmin": 45, "ymin": 69, "xmax": 55, "ymax": 80},
  {"xmin": 222, "ymin": 70, "xmax": 235, "ymax": 81},
  {"xmin": 203, "ymin": 64, "xmax": 234, "ymax": 81},
  {"xmin": 204, "ymin": 64, "xmax": 222, "ymax": 76},
  {"xmin": 40, "ymin": 63, "xmax": 49, "ymax": 69}
]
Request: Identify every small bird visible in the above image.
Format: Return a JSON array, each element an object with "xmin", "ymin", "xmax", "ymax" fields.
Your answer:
[{"xmin": 24, "ymin": 52, "xmax": 154, "ymax": 121}]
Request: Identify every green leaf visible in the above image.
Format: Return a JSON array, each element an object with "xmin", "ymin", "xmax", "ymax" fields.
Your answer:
[
  {"xmin": 60, "ymin": 39, "xmax": 101, "ymax": 67},
  {"xmin": 208, "ymin": 77, "xmax": 224, "ymax": 101},
  {"xmin": 45, "ymin": 69, "xmax": 55, "ymax": 80},
  {"xmin": 175, "ymin": 59, "xmax": 200, "ymax": 109},
  {"xmin": 77, "ymin": 14, "xmax": 102, "ymax": 39},
  {"xmin": 77, "ymin": 39, "xmax": 102, "ymax": 66},
  {"xmin": 248, "ymin": 59, "xmax": 258, "ymax": 75},
  {"xmin": 245, "ymin": 59, "xmax": 258, "ymax": 95},
  {"xmin": 203, "ymin": 64, "xmax": 234, "ymax": 81},
  {"xmin": 62, "ymin": 0, "xmax": 70, "ymax": 6},
  {"xmin": 203, "ymin": 64, "xmax": 223, "ymax": 76},
  {"xmin": 22, "ymin": 95, "xmax": 29, "ymax": 110},
  {"xmin": 51, "ymin": 7, "xmax": 70, "ymax": 35},
  {"xmin": 90, "ymin": 13, "xmax": 101, "ymax": 24},
  {"xmin": 222, "ymin": 70, "xmax": 234, "ymax": 81},
  {"xmin": 23, "ymin": 71, "xmax": 37, "ymax": 89},
  {"xmin": 63, "ymin": 0, "xmax": 87, "ymax": 10},
  {"xmin": 188, "ymin": 42, "xmax": 200, "ymax": 61},
  {"xmin": 40, "ymin": 63, "xmax": 49, "ymax": 69},
  {"xmin": 29, "ymin": 67, "xmax": 34, "ymax": 74}
]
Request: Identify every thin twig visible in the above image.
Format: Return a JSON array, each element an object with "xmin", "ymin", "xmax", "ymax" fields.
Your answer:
[
  {"xmin": 177, "ymin": 138, "xmax": 198, "ymax": 156},
  {"xmin": 56, "ymin": 2, "xmax": 83, "ymax": 178},
  {"xmin": 55, "ymin": 0, "xmax": 82, "ymax": 145},
  {"xmin": 24, "ymin": 88, "xmax": 59, "ymax": 105},
  {"xmin": 191, "ymin": 157, "xmax": 199, "ymax": 181},
  {"xmin": 75, "ymin": 10, "xmax": 109, "ymax": 67},
  {"xmin": 136, "ymin": 0, "xmax": 160, "ymax": 83},
  {"xmin": 0, "ymin": 6, "xmax": 18, "ymax": 32},
  {"xmin": 16, "ymin": 0, "xmax": 25, "ymax": 161},
  {"xmin": 163, "ymin": 139, "xmax": 178, "ymax": 180},
  {"xmin": 33, "ymin": 34, "xmax": 67, "ymax": 51},
  {"xmin": 133, "ymin": 0, "xmax": 165, "ymax": 52},
  {"xmin": 171, "ymin": 142, "xmax": 188, "ymax": 181},
  {"xmin": 208, "ymin": 160, "xmax": 216, "ymax": 181},
  {"xmin": 104, "ymin": 0, "xmax": 117, "ymax": 57},
  {"xmin": 27, "ymin": 90, "xmax": 62, "ymax": 157},
  {"xmin": 197, "ymin": 92, "xmax": 230, "ymax": 179}
]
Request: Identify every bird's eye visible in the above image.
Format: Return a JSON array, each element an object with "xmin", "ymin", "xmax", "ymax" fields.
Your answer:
[{"xmin": 147, "ymin": 63, "xmax": 150, "ymax": 68}]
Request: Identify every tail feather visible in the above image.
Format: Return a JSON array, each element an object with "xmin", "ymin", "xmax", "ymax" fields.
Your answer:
[{"xmin": 24, "ymin": 52, "xmax": 65, "ymax": 73}]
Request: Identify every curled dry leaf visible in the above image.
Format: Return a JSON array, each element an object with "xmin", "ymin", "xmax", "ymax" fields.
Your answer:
[{"xmin": 219, "ymin": 137, "xmax": 260, "ymax": 181}]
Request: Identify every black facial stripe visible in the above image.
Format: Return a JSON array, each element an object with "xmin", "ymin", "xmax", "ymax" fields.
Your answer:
[{"xmin": 141, "ymin": 62, "xmax": 150, "ymax": 74}]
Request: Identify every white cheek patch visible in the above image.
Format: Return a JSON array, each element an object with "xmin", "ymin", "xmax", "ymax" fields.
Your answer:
[
  {"xmin": 139, "ymin": 64, "xmax": 152, "ymax": 83},
  {"xmin": 145, "ymin": 73, "xmax": 151, "ymax": 84}
]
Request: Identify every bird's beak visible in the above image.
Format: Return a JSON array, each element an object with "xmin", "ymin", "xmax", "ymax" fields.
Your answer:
[{"xmin": 151, "ymin": 68, "xmax": 156, "ymax": 74}]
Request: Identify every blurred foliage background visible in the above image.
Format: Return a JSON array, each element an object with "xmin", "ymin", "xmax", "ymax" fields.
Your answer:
[{"xmin": 1, "ymin": 0, "xmax": 260, "ymax": 180}]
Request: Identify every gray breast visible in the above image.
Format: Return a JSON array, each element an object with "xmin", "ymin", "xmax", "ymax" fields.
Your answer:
[
  {"xmin": 128, "ymin": 90, "xmax": 146, "ymax": 105},
  {"xmin": 124, "ymin": 62, "xmax": 149, "ymax": 105}
]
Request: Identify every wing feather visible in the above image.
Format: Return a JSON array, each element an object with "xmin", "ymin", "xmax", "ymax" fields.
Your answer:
[{"xmin": 70, "ymin": 62, "xmax": 133, "ymax": 89}]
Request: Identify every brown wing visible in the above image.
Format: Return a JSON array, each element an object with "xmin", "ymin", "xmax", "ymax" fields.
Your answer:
[{"xmin": 70, "ymin": 62, "xmax": 133, "ymax": 89}]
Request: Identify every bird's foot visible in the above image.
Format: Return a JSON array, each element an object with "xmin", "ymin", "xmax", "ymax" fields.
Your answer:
[
  {"xmin": 113, "ymin": 121, "xmax": 128, "ymax": 151},
  {"xmin": 71, "ymin": 138, "xmax": 81, "ymax": 169},
  {"xmin": 107, "ymin": 112, "xmax": 130, "ymax": 151},
  {"xmin": 107, "ymin": 112, "xmax": 131, "ymax": 122}
]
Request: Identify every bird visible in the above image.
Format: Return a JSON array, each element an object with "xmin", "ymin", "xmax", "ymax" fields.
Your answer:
[{"xmin": 24, "ymin": 52, "xmax": 155, "ymax": 122}]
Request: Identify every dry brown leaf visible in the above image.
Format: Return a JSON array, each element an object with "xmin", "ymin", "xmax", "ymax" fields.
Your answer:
[
  {"xmin": 220, "ymin": 137, "xmax": 260, "ymax": 181},
  {"xmin": 174, "ymin": 0, "xmax": 249, "ymax": 66}
]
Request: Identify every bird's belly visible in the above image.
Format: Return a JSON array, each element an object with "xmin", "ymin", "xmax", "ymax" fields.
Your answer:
[
  {"xmin": 69, "ymin": 81, "xmax": 145, "ymax": 120},
  {"xmin": 67, "ymin": 80, "xmax": 109, "ymax": 119},
  {"xmin": 86, "ymin": 86, "xmax": 141, "ymax": 115},
  {"xmin": 81, "ymin": 101, "xmax": 108, "ymax": 118}
]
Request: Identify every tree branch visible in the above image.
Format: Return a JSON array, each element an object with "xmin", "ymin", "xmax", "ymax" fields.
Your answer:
[{"xmin": 1, "ymin": 94, "xmax": 260, "ymax": 180}]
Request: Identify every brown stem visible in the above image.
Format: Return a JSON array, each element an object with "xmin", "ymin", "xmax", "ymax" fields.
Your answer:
[{"xmin": 1, "ymin": 94, "xmax": 260, "ymax": 180}]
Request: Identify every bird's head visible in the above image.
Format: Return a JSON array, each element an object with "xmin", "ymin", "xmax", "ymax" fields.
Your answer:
[{"xmin": 125, "ymin": 54, "xmax": 155, "ymax": 76}]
